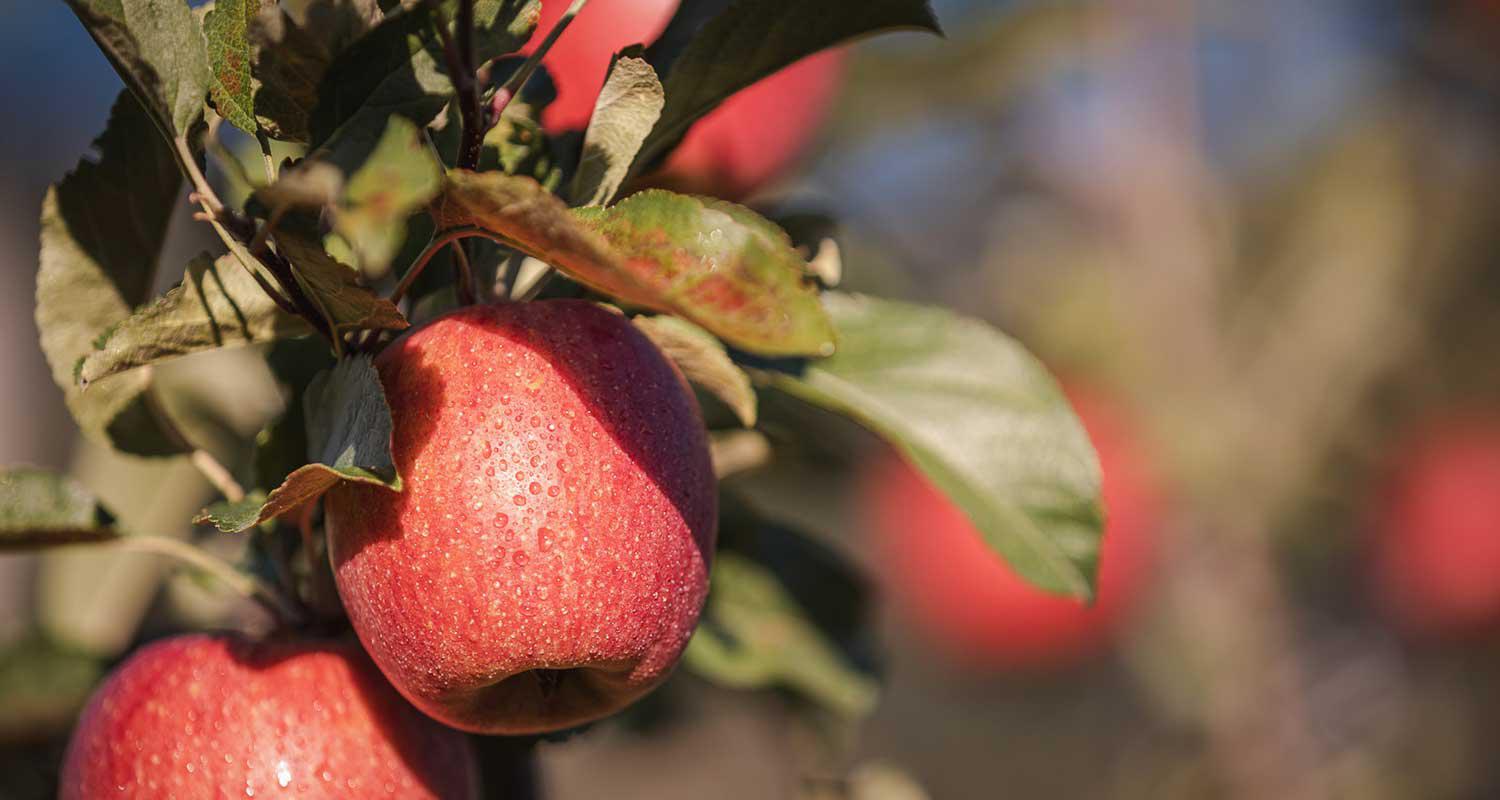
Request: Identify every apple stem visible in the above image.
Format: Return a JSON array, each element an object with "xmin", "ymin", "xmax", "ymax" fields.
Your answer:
[
  {"xmin": 492, "ymin": 0, "xmax": 591, "ymax": 120},
  {"xmin": 115, "ymin": 535, "xmax": 304, "ymax": 626}
]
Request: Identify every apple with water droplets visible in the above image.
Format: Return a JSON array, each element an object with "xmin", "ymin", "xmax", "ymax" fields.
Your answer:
[
  {"xmin": 525, "ymin": 0, "xmax": 847, "ymax": 199},
  {"xmin": 59, "ymin": 633, "xmax": 479, "ymax": 799},
  {"xmin": 862, "ymin": 387, "xmax": 1163, "ymax": 671},
  {"xmin": 325, "ymin": 300, "xmax": 717, "ymax": 734}
]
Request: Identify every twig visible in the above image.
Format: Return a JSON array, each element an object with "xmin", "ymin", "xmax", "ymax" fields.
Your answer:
[
  {"xmin": 115, "ymin": 535, "xmax": 302, "ymax": 625},
  {"xmin": 437, "ymin": 1, "xmax": 487, "ymax": 170}
]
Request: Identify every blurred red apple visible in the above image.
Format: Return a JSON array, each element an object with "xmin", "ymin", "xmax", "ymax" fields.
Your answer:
[
  {"xmin": 326, "ymin": 301, "xmax": 717, "ymax": 734},
  {"xmin": 60, "ymin": 634, "xmax": 478, "ymax": 799},
  {"xmin": 526, "ymin": 0, "xmax": 846, "ymax": 199},
  {"xmin": 1370, "ymin": 415, "xmax": 1500, "ymax": 639},
  {"xmin": 863, "ymin": 387, "xmax": 1162, "ymax": 671}
]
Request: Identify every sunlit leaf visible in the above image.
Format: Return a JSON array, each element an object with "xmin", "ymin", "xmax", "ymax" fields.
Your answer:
[
  {"xmin": 63, "ymin": 0, "xmax": 212, "ymax": 141},
  {"xmin": 337, "ymin": 116, "xmax": 444, "ymax": 272},
  {"xmin": 572, "ymin": 54, "xmax": 664, "ymax": 207},
  {"xmin": 205, "ymin": 0, "xmax": 263, "ymax": 133},
  {"xmin": 36, "ymin": 92, "xmax": 189, "ymax": 456},
  {"xmin": 760, "ymin": 294, "xmax": 1104, "ymax": 599},
  {"xmin": 77, "ymin": 254, "xmax": 311, "ymax": 388},
  {"xmin": 433, "ymin": 172, "xmax": 834, "ymax": 355},
  {"xmin": 0, "ymin": 470, "xmax": 118, "ymax": 551}
]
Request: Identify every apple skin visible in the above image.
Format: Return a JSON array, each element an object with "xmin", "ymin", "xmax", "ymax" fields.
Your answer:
[
  {"xmin": 59, "ymin": 633, "xmax": 478, "ymax": 799},
  {"xmin": 526, "ymin": 0, "xmax": 846, "ymax": 199},
  {"xmin": 325, "ymin": 300, "xmax": 717, "ymax": 735},
  {"xmin": 862, "ymin": 387, "xmax": 1162, "ymax": 671},
  {"xmin": 1371, "ymin": 416, "xmax": 1500, "ymax": 639}
]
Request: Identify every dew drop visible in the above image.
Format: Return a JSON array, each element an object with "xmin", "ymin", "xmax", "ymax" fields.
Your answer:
[
  {"xmin": 512, "ymin": 551, "xmax": 529, "ymax": 567},
  {"xmin": 537, "ymin": 527, "xmax": 555, "ymax": 552},
  {"xmin": 512, "ymin": 495, "xmax": 527, "ymax": 506},
  {"xmin": 529, "ymin": 482, "xmax": 542, "ymax": 495}
]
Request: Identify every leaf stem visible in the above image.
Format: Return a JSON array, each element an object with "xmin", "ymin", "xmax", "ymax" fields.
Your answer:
[
  {"xmin": 255, "ymin": 131, "xmax": 278, "ymax": 184},
  {"xmin": 452, "ymin": 241, "xmax": 479, "ymax": 305},
  {"xmin": 190, "ymin": 450, "xmax": 246, "ymax": 504},
  {"xmin": 389, "ymin": 226, "xmax": 510, "ymax": 306},
  {"xmin": 492, "ymin": 0, "xmax": 590, "ymax": 120},
  {"xmin": 115, "ymin": 535, "xmax": 302, "ymax": 625}
]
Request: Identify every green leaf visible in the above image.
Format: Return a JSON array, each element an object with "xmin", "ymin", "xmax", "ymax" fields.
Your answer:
[
  {"xmin": 337, "ymin": 116, "xmax": 445, "ymax": 272},
  {"xmin": 64, "ymin": 0, "xmax": 212, "ymax": 140},
  {"xmin": 576, "ymin": 191, "xmax": 836, "ymax": 356},
  {"xmin": 761, "ymin": 294, "xmax": 1104, "ymax": 599},
  {"xmin": 433, "ymin": 172, "xmax": 834, "ymax": 355},
  {"xmin": 76, "ymin": 254, "xmax": 311, "ymax": 388},
  {"xmin": 277, "ymin": 232, "xmax": 410, "ymax": 336},
  {"xmin": 0, "ymin": 469, "xmax": 118, "ymax": 551},
  {"xmin": 634, "ymin": 315, "xmax": 756, "ymax": 427},
  {"xmin": 205, "ymin": 0, "xmax": 263, "ymax": 133},
  {"xmin": 36, "ymin": 92, "xmax": 189, "ymax": 456},
  {"xmin": 685, "ymin": 554, "xmax": 878, "ymax": 718},
  {"xmin": 632, "ymin": 0, "xmax": 940, "ymax": 175},
  {"xmin": 572, "ymin": 54, "xmax": 664, "ymax": 207},
  {"xmin": 198, "ymin": 355, "xmax": 401, "ymax": 532},
  {"xmin": 246, "ymin": 0, "xmax": 382, "ymax": 142},
  {"xmin": 308, "ymin": 1, "xmax": 536, "ymax": 166}
]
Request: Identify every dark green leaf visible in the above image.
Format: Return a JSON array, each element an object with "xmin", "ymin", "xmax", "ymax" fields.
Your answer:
[
  {"xmin": 248, "ymin": 0, "xmax": 382, "ymax": 141},
  {"xmin": 198, "ymin": 355, "xmax": 401, "ymax": 532},
  {"xmin": 685, "ymin": 553, "xmax": 878, "ymax": 717},
  {"xmin": 631, "ymin": 0, "xmax": 940, "ymax": 175},
  {"xmin": 572, "ymin": 54, "xmax": 664, "ymax": 207},
  {"xmin": 309, "ymin": 1, "xmax": 536, "ymax": 166},
  {"xmin": 634, "ymin": 315, "xmax": 755, "ymax": 427},
  {"xmin": 36, "ymin": 92, "xmax": 188, "ymax": 456},
  {"xmin": 205, "ymin": 0, "xmax": 263, "ymax": 133},
  {"xmin": 433, "ymin": 172, "xmax": 834, "ymax": 355},
  {"xmin": 0, "ymin": 470, "xmax": 117, "ymax": 551},
  {"xmin": 761, "ymin": 294, "xmax": 1104, "ymax": 599},
  {"xmin": 64, "ymin": 0, "xmax": 212, "ymax": 140},
  {"xmin": 77, "ymin": 254, "xmax": 311, "ymax": 388},
  {"xmin": 277, "ymin": 232, "xmax": 410, "ymax": 336}
]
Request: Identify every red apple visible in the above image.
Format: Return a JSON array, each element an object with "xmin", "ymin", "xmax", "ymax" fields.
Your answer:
[
  {"xmin": 325, "ymin": 301, "xmax": 717, "ymax": 734},
  {"xmin": 526, "ymin": 0, "xmax": 846, "ymax": 199},
  {"xmin": 1370, "ymin": 415, "xmax": 1500, "ymax": 639},
  {"xmin": 862, "ymin": 387, "xmax": 1162, "ymax": 671},
  {"xmin": 59, "ymin": 633, "xmax": 478, "ymax": 799}
]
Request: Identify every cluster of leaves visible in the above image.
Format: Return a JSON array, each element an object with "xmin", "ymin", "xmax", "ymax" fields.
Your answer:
[{"xmin": 4, "ymin": 0, "xmax": 1103, "ymax": 724}]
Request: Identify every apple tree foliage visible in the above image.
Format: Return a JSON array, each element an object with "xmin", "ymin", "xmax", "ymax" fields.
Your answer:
[{"xmin": 0, "ymin": 0, "xmax": 1103, "ymax": 742}]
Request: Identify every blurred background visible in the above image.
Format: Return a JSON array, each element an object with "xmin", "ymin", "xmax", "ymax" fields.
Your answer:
[{"xmin": 5, "ymin": 0, "xmax": 1500, "ymax": 797}]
